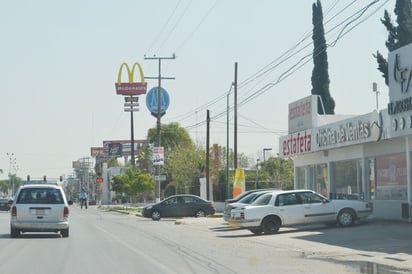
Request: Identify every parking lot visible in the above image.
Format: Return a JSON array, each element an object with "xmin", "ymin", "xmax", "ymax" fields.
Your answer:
[{"xmin": 178, "ymin": 216, "xmax": 412, "ymax": 273}]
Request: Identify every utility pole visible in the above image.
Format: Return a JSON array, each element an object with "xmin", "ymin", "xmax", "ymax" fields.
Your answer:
[
  {"xmin": 144, "ymin": 54, "xmax": 175, "ymax": 202},
  {"xmin": 234, "ymin": 62, "xmax": 238, "ymax": 171},
  {"xmin": 206, "ymin": 110, "xmax": 210, "ymax": 199}
]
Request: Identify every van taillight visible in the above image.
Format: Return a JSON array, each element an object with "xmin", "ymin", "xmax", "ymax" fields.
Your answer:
[
  {"xmin": 63, "ymin": 207, "xmax": 69, "ymax": 217},
  {"xmin": 11, "ymin": 206, "xmax": 17, "ymax": 216}
]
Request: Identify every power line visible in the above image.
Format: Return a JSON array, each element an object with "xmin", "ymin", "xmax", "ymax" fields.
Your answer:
[
  {"xmin": 174, "ymin": 0, "xmax": 219, "ymax": 53},
  {"xmin": 180, "ymin": 0, "xmax": 387, "ymax": 133},
  {"xmin": 145, "ymin": 0, "xmax": 183, "ymax": 55},
  {"xmin": 155, "ymin": 0, "xmax": 193, "ymax": 53}
]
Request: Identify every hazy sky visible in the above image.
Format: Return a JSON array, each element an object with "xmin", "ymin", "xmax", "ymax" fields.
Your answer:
[{"xmin": 0, "ymin": 0, "xmax": 395, "ymax": 180}]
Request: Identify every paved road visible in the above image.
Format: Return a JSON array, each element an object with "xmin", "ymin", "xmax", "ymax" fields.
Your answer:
[{"xmin": 0, "ymin": 206, "xmax": 411, "ymax": 273}]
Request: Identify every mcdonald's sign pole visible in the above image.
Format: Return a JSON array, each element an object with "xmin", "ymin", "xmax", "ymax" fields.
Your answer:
[
  {"xmin": 144, "ymin": 54, "xmax": 176, "ymax": 202},
  {"xmin": 115, "ymin": 62, "xmax": 147, "ymax": 167}
]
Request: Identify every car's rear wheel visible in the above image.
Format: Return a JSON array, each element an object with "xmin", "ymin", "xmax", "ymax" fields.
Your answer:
[
  {"xmin": 151, "ymin": 210, "xmax": 161, "ymax": 221},
  {"xmin": 61, "ymin": 228, "xmax": 69, "ymax": 238},
  {"xmin": 195, "ymin": 210, "xmax": 206, "ymax": 217},
  {"xmin": 261, "ymin": 217, "xmax": 280, "ymax": 234},
  {"xmin": 337, "ymin": 209, "xmax": 355, "ymax": 227},
  {"xmin": 250, "ymin": 229, "xmax": 263, "ymax": 235},
  {"xmin": 10, "ymin": 226, "xmax": 19, "ymax": 238}
]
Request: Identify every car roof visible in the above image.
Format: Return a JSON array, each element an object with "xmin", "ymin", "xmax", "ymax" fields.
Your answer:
[
  {"xmin": 19, "ymin": 184, "xmax": 61, "ymax": 189},
  {"xmin": 263, "ymin": 189, "xmax": 317, "ymax": 196},
  {"xmin": 167, "ymin": 194, "xmax": 200, "ymax": 198},
  {"xmin": 229, "ymin": 188, "xmax": 279, "ymax": 199}
]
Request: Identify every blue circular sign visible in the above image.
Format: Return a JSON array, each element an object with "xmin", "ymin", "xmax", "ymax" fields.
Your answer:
[{"xmin": 146, "ymin": 87, "xmax": 170, "ymax": 116}]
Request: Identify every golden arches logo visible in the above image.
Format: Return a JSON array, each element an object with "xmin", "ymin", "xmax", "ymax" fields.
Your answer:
[{"xmin": 115, "ymin": 62, "xmax": 147, "ymax": 95}]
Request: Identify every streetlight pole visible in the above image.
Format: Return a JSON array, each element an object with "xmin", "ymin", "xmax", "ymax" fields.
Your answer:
[
  {"xmin": 372, "ymin": 82, "xmax": 379, "ymax": 110},
  {"xmin": 6, "ymin": 153, "xmax": 15, "ymax": 197}
]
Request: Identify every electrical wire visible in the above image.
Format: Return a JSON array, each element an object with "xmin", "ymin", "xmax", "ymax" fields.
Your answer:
[
  {"xmin": 180, "ymin": 0, "xmax": 387, "ymax": 133},
  {"xmin": 174, "ymin": 0, "xmax": 219, "ymax": 53},
  {"xmin": 155, "ymin": 0, "xmax": 193, "ymax": 53},
  {"xmin": 145, "ymin": 0, "xmax": 183, "ymax": 55}
]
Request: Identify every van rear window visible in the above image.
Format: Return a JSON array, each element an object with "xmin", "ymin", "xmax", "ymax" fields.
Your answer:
[{"xmin": 17, "ymin": 188, "xmax": 63, "ymax": 204}]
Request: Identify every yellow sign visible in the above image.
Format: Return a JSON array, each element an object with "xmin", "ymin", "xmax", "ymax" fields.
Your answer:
[
  {"xmin": 115, "ymin": 62, "xmax": 147, "ymax": 95},
  {"xmin": 233, "ymin": 168, "xmax": 245, "ymax": 198}
]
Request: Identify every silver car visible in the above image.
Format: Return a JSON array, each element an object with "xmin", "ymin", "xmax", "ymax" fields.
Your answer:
[
  {"xmin": 229, "ymin": 189, "xmax": 373, "ymax": 235},
  {"xmin": 10, "ymin": 183, "xmax": 73, "ymax": 238}
]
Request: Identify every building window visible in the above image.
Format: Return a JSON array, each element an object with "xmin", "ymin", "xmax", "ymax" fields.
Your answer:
[
  {"xmin": 332, "ymin": 159, "xmax": 362, "ymax": 200},
  {"xmin": 307, "ymin": 164, "xmax": 328, "ymax": 197},
  {"xmin": 374, "ymin": 153, "xmax": 407, "ymax": 200},
  {"xmin": 295, "ymin": 167, "xmax": 305, "ymax": 189},
  {"xmin": 295, "ymin": 164, "xmax": 328, "ymax": 196}
]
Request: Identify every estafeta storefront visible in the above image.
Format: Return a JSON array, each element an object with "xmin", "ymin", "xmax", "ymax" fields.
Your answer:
[{"xmin": 279, "ymin": 44, "xmax": 412, "ymax": 222}]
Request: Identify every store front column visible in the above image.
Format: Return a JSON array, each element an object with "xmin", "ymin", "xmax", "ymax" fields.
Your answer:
[
  {"xmin": 407, "ymin": 136, "xmax": 412, "ymax": 222},
  {"xmin": 361, "ymin": 158, "xmax": 368, "ymax": 201}
]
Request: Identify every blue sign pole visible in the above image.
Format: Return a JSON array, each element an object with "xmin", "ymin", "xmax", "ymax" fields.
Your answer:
[{"xmin": 146, "ymin": 87, "xmax": 170, "ymax": 118}]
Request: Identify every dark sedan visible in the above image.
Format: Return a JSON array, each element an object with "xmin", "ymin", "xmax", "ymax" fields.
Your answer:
[
  {"xmin": 142, "ymin": 194, "xmax": 215, "ymax": 221},
  {"xmin": 0, "ymin": 198, "xmax": 13, "ymax": 211}
]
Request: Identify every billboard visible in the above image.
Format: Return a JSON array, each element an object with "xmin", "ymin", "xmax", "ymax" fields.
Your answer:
[
  {"xmin": 90, "ymin": 147, "xmax": 104, "ymax": 157},
  {"xmin": 103, "ymin": 140, "xmax": 145, "ymax": 157}
]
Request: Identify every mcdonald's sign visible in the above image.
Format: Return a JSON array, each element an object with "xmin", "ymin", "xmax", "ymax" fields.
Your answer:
[{"xmin": 115, "ymin": 62, "xmax": 147, "ymax": 95}]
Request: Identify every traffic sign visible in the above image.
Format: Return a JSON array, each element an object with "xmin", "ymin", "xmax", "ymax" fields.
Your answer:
[
  {"xmin": 146, "ymin": 87, "xmax": 170, "ymax": 117},
  {"xmin": 124, "ymin": 102, "xmax": 139, "ymax": 107},
  {"xmin": 124, "ymin": 108, "xmax": 139, "ymax": 112},
  {"xmin": 154, "ymin": 175, "xmax": 166, "ymax": 181},
  {"xmin": 125, "ymin": 97, "xmax": 139, "ymax": 103}
]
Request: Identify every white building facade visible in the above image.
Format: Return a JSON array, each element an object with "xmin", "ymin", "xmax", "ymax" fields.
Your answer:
[{"xmin": 279, "ymin": 44, "xmax": 412, "ymax": 222}]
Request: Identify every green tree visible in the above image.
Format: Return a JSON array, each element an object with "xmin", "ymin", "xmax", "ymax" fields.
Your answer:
[
  {"xmin": 0, "ymin": 179, "xmax": 9, "ymax": 194},
  {"xmin": 147, "ymin": 122, "xmax": 192, "ymax": 151},
  {"xmin": 311, "ymin": 0, "xmax": 335, "ymax": 114},
  {"xmin": 111, "ymin": 166, "xmax": 154, "ymax": 202},
  {"xmin": 163, "ymin": 143, "xmax": 205, "ymax": 194},
  {"xmin": 261, "ymin": 157, "xmax": 294, "ymax": 190},
  {"xmin": 375, "ymin": 0, "xmax": 412, "ymax": 85},
  {"xmin": 147, "ymin": 123, "xmax": 200, "ymax": 197}
]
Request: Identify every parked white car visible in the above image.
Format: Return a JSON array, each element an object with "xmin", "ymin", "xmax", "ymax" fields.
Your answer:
[
  {"xmin": 223, "ymin": 190, "xmax": 273, "ymax": 221},
  {"xmin": 229, "ymin": 189, "xmax": 373, "ymax": 235}
]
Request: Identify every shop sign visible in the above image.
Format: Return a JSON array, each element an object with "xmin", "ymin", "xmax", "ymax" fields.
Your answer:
[
  {"xmin": 387, "ymin": 43, "xmax": 412, "ymax": 138},
  {"xmin": 115, "ymin": 62, "xmax": 147, "ymax": 95},
  {"xmin": 313, "ymin": 111, "xmax": 381, "ymax": 150},
  {"xmin": 279, "ymin": 129, "xmax": 312, "ymax": 157},
  {"xmin": 288, "ymin": 95, "xmax": 317, "ymax": 134}
]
